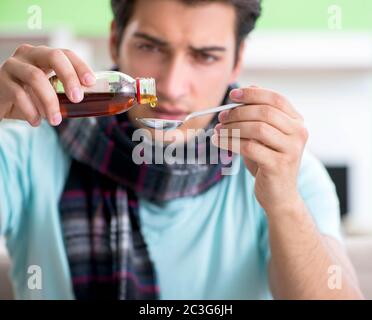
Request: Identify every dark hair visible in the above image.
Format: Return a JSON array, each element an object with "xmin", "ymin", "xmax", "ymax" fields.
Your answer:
[{"xmin": 111, "ymin": 0, "xmax": 262, "ymax": 53}]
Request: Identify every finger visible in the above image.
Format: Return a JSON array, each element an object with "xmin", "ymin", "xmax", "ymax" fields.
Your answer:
[
  {"xmin": 240, "ymin": 138, "xmax": 278, "ymax": 170},
  {"xmin": 244, "ymin": 157, "xmax": 259, "ymax": 177},
  {"xmin": 219, "ymin": 104, "xmax": 298, "ymax": 135},
  {"xmin": 14, "ymin": 45, "xmax": 95, "ymax": 87},
  {"xmin": 6, "ymin": 80, "xmax": 41, "ymax": 126},
  {"xmin": 4, "ymin": 57, "xmax": 61, "ymax": 125},
  {"xmin": 211, "ymin": 133, "xmax": 258, "ymax": 176},
  {"xmin": 62, "ymin": 49, "xmax": 96, "ymax": 86},
  {"xmin": 23, "ymin": 46, "xmax": 84, "ymax": 104},
  {"xmin": 215, "ymin": 121, "xmax": 288, "ymax": 153},
  {"xmin": 229, "ymin": 87, "xmax": 303, "ymax": 120},
  {"xmin": 211, "ymin": 132, "xmax": 241, "ymax": 154},
  {"xmin": 25, "ymin": 85, "xmax": 46, "ymax": 118},
  {"xmin": 212, "ymin": 134, "xmax": 278, "ymax": 169}
]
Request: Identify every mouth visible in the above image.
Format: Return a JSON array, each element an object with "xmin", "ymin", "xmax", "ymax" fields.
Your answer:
[{"xmin": 151, "ymin": 106, "xmax": 188, "ymax": 120}]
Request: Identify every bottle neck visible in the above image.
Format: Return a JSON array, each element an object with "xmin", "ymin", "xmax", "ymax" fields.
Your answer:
[{"xmin": 135, "ymin": 78, "xmax": 157, "ymax": 107}]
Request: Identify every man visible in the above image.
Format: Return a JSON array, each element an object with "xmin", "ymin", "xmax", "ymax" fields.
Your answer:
[{"xmin": 0, "ymin": 0, "xmax": 363, "ymax": 299}]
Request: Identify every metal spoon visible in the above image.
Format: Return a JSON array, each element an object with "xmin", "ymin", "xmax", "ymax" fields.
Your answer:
[{"xmin": 136, "ymin": 103, "xmax": 244, "ymax": 130}]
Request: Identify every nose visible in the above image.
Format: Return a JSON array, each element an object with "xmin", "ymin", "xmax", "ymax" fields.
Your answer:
[{"xmin": 156, "ymin": 55, "xmax": 191, "ymax": 103}]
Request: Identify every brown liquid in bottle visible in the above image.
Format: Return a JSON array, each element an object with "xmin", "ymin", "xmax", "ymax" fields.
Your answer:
[{"xmin": 59, "ymin": 93, "xmax": 157, "ymax": 118}]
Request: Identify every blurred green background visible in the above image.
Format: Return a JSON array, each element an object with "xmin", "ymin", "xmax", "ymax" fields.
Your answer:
[{"xmin": 0, "ymin": 0, "xmax": 371, "ymax": 36}]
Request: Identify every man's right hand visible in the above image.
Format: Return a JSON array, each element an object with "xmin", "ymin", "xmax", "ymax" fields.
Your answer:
[{"xmin": 0, "ymin": 44, "xmax": 96, "ymax": 127}]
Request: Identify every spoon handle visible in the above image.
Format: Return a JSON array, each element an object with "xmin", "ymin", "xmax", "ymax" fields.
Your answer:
[{"xmin": 185, "ymin": 103, "xmax": 245, "ymax": 121}]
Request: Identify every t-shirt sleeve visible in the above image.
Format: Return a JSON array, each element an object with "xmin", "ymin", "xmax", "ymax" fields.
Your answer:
[{"xmin": 0, "ymin": 121, "xmax": 32, "ymax": 236}]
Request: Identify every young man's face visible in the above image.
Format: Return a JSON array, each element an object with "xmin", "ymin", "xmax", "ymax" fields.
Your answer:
[{"xmin": 110, "ymin": 0, "xmax": 243, "ymax": 139}]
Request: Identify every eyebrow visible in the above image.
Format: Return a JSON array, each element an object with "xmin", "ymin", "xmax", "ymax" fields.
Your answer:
[
  {"xmin": 133, "ymin": 32, "xmax": 227, "ymax": 53},
  {"xmin": 134, "ymin": 32, "xmax": 168, "ymax": 47}
]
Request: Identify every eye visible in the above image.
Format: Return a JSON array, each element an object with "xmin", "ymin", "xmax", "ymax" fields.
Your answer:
[
  {"xmin": 193, "ymin": 52, "xmax": 220, "ymax": 64},
  {"xmin": 136, "ymin": 43, "xmax": 161, "ymax": 53}
]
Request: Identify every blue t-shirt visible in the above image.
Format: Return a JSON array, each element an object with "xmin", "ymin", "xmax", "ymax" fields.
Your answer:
[{"xmin": 0, "ymin": 120, "xmax": 342, "ymax": 300}]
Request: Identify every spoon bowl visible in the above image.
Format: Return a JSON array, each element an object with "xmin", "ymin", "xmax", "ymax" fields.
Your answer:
[
  {"xmin": 137, "ymin": 118, "xmax": 184, "ymax": 130},
  {"xmin": 136, "ymin": 103, "xmax": 244, "ymax": 130}
]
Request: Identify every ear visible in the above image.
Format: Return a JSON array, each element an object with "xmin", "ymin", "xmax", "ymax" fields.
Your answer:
[
  {"xmin": 229, "ymin": 42, "xmax": 245, "ymax": 84},
  {"xmin": 109, "ymin": 20, "xmax": 120, "ymax": 65}
]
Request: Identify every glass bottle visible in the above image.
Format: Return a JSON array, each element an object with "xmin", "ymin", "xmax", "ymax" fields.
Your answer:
[{"xmin": 49, "ymin": 71, "xmax": 157, "ymax": 118}]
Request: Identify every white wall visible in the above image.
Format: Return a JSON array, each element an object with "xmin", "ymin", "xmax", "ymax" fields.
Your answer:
[{"xmin": 239, "ymin": 31, "xmax": 372, "ymax": 232}]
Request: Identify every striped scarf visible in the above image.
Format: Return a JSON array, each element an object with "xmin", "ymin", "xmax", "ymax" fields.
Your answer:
[{"xmin": 55, "ymin": 92, "xmax": 234, "ymax": 300}]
